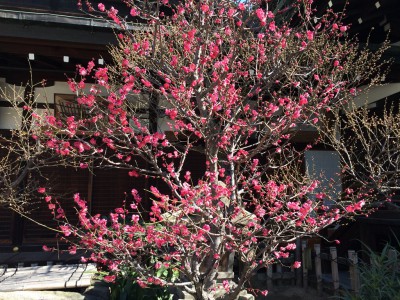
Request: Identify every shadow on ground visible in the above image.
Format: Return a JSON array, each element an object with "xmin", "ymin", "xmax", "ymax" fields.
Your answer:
[{"xmin": 257, "ymin": 286, "xmax": 332, "ymax": 300}]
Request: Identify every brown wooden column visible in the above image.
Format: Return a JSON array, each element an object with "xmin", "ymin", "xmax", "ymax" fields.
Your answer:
[{"xmin": 10, "ymin": 84, "xmax": 34, "ymax": 247}]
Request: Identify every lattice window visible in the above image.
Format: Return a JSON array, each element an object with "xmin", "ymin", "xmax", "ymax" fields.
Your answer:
[
  {"xmin": 55, "ymin": 94, "xmax": 151, "ymax": 131},
  {"xmin": 54, "ymin": 94, "xmax": 92, "ymax": 120},
  {"xmin": 126, "ymin": 94, "xmax": 150, "ymax": 131}
]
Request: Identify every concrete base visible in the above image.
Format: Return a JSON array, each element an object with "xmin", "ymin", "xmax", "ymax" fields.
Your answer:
[
  {"xmin": 0, "ymin": 291, "xmax": 84, "ymax": 300},
  {"xmin": 0, "ymin": 281, "xmax": 110, "ymax": 300},
  {"xmin": 177, "ymin": 289, "xmax": 255, "ymax": 300},
  {"xmin": 237, "ymin": 290, "xmax": 255, "ymax": 300}
]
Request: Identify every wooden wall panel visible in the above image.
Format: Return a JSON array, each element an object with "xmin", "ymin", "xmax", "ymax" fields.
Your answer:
[
  {"xmin": 2, "ymin": 151, "xmax": 206, "ymax": 244},
  {"xmin": 183, "ymin": 151, "xmax": 206, "ymax": 185},
  {"xmin": 91, "ymin": 168, "xmax": 146, "ymax": 216},
  {"xmin": 23, "ymin": 167, "xmax": 89, "ymax": 242},
  {"xmin": 90, "ymin": 151, "xmax": 206, "ymax": 217},
  {"xmin": 0, "ymin": 206, "xmax": 13, "ymax": 244}
]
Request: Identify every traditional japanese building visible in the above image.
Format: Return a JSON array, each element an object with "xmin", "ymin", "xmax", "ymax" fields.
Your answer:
[
  {"xmin": 314, "ymin": 0, "xmax": 400, "ymax": 254},
  {"xmin": 0, "ymin": 0, "xmax": 132, "ymax": 251},
  {"xmin": 0, "ymin": 1, "xmax": 205, "ymax": 254}
]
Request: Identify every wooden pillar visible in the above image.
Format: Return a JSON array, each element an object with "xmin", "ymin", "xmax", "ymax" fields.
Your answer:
[
  {"xmin": 302, "ymin": 240, "xmax": 308, "ymax": 289},
  {"xmin": 330, "ymin": 247, "xmax": 340, "ymax": 293},
  {"xmin": 314, "ymin": 244, "xmax": 322, "ymax": 294},
  {"xmin": 86, "ymin": 163, "xmax": 94, "ymax": 213},
  {"xmin": 11, "ymin": 84, "xmax": 34, "ymax": 247},
  {"xmin": 276, "ymin": 263, "xmax": 282, "ymax": 286},
  {"xmin": 148, "ymin": 93, "xmax": 159, "ymax": 134},
  {"xmin": 295, "ymin": 238, "xmax": 302, "ymax": 287},
  {"xmin": 266, "ymin": 264, "xmax": 273, "ymax": 291},
  {"xmin": 348, "ymin": 250, "xmax": 360, "ymax": 295},
  {"xmin": 143, "ymin": 93, "xmax": 159, "ymax": 216}
]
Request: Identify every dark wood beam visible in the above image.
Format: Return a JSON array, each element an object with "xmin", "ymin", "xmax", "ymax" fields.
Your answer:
[
  {"xmin": 0, "ymin": 37, "xmax": 111, "ymax": 60},
  {"xmin": 0, "ymin": 100, "xmax": 54, "ymax": 109}
]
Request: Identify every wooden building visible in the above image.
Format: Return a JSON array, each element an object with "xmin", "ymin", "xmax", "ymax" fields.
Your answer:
[
  {"xmin": 0, "ymin": 1, "xmax": 205, "ymax": 255},
  {"xmin": 0, "ymin": 0, "xmax": 141, "ymax": 252},
  {"xmin": 314, "ymin": 0, "xmax": 400, "ymax": 254}
]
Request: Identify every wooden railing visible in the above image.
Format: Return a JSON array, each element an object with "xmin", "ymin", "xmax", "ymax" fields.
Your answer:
[{"xmin": 258, "ymin": 241, "xmax": 399, "ymax": 296}]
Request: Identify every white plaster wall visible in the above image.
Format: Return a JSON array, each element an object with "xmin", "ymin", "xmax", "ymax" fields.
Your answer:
[
  {"xmin": 354, "ymin": 83, "xmax": 400, "ymax": 108},
  {"xmin": 0, "ymin": 107, "xmax": 22, "ymax": 129},
  {"xmin": 34, "ymin": 81, "xmax": 76, "ymax": 104},
  {"xmin": 34, "ymin": 81, "xmax": 110, "ymax": 117},
  {"xmin": 0, "ymin": 78, "xmax": 25, "ymax": 102},
  {"xmin": 157, "ymin": 96, "xmax": 178, "ymax": 132},
  {"xmin": 35, "ymin": 81, "xmax": 111, "ymax": 105},
  {"xmin": 0, "ymin": 78, "xmax": 25, "ymax": 129},
  {"xmin": 157, "ymin": 117, "xmax": 171, "ymax": 132},
  {"xmin": 305, "ymin": 150, "xmax": 342, "ymax": 206}
]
